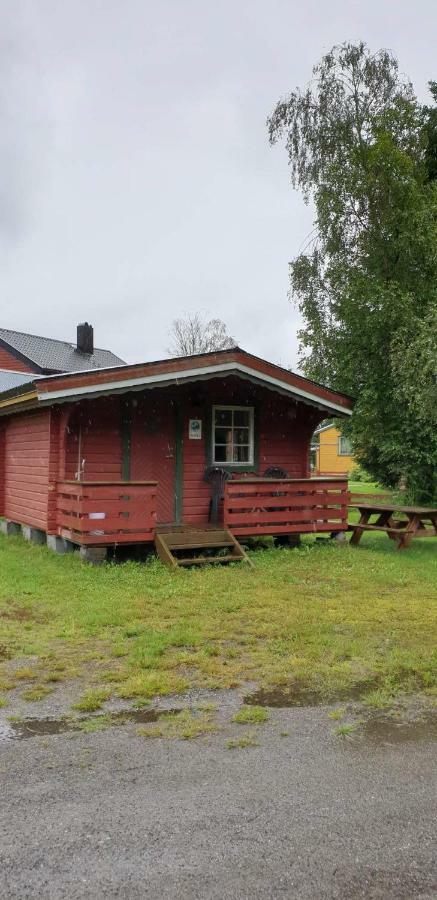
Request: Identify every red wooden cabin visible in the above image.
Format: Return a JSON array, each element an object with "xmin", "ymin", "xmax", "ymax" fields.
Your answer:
[{"xmin": 0, "ymin": 348, "xmax": 353, "ymax": 562}]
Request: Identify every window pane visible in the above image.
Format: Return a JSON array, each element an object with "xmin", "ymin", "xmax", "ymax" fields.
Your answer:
[
  {"xmin": 233, "ymin": 410, "xmax": 250, "ymax": 426},
  {"xmin": 215, "ymin": 427, "xmax": 231, "ymax": 445},
  {"xmin": 339, "ymin": 436, "xmax": 352, "ymax": 455},
  {"xmin": 212, "ymin": 407, "xmax": 253, "ymax": 466},
  {"xmin": 234, "ymin": 427, "xmax": 249, "ymax": 444},
  {"xmin": 215, "ymin": 409, "xmax": 232, "ymax": 427},
  {"xmin": 234, "ymin": 445, "xmax": 249, "ymax": 462},
  {"xmin": 214, "ymin": 445, "xmax": 227, "ymax": 462}
]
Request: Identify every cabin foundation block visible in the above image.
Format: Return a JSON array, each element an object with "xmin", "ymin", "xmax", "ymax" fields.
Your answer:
[
  {"xmin": 22, "ymin": 525, "xmax": 46, "ymax": 545},
  {"xmin": 47, "ymin": 534, "xmax": 75, "ymax": 554},
  {"xmin": 274, "ymin": 534, "xmax": 301, "ymax": 548},
  {"xmin": 0, "ymin": 519, "xmax": 22, "ymax": 536},
  {"xmin": 331, "ymin": 530, "xmax": 346, "ymax": 542},
  {"xmin": 79, "ymin": 546, "xmax": 107, "ymax": 565}
]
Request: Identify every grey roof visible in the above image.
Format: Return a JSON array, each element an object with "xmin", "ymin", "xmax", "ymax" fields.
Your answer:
[
  {"xmin": 0, "ymin": 370, "xmax": 36, "ymax": 393},
  {"xmin": 0, "ymin": 327, "xmax": 126, "ymax": 373}
]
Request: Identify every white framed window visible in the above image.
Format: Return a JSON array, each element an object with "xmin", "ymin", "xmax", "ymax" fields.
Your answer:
[
  {"xmin": 338, "ymin": 435, "xmax": 352, "ymax": 456},
  {"xmin": 212, "ymin": 406, "xmax": 254, "ymax": 466}
]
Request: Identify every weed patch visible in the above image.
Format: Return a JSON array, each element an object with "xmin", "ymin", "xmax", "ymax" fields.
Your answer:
[
  {"xmin": 76, "ymin": 714, "xmax": 113, "ymax": 733},
  {"xmin": 116, "ymin": 672, "xmax": 188, "ymax": 699},
  {"xmin": 72, "ymin": 689, "xmax": 110, "ymax": 712},
  {"xmin": 334, "ymin": 723, "xmax": 357, "ymax": 738},
  {"xmin": 232, "ymin": 705, "xmax": 269, "ymax": 725},
  {"xmin": 137, "ymin": 708, "xmax": 216, "ymax": 740},
  {"xmin": 21, "ymin": 685, "xmax": 53, "ymax": 702}
]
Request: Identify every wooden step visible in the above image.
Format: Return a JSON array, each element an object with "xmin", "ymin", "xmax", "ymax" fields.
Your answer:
[
  {"xmin": 155, "ymin": 528, "xmax": 253, "ymax": 569},
  {"xmin": 177, "ymin": 554, "xmax": 239, "ymax": 566},
  {"xmin": 168, "ymin": 540, "xmax": 234, "ymax": 551},
  {"xmin": 162, "ymin": 530, "xmax": 232, "ymax": 547}
]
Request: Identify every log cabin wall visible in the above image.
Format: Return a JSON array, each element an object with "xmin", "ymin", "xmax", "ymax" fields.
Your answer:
[
  {"xmin": 3, "ymin": 410, "xmax": 52, "ymax": 530},
  {"xmin": 0, "ymin": 379, "xmax": 325, "ymax": 534},
  {"xmin": 63, "ymin": 397, "xmax": 123, "ymax": 482}
]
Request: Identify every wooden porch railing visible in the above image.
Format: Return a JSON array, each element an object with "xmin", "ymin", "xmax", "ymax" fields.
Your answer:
[
  {"xmin": 56, "ymin": 481, "xmax": 158, "ymax": 545},
  {"xmin": 224, "ymin": 477, "xmax": 349, "ymax": 536}
]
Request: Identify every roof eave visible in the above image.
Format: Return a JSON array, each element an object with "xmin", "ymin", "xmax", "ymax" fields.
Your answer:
[{"xmin": 36, "ymin": 361, "xmax": 353, "ymax": 417}]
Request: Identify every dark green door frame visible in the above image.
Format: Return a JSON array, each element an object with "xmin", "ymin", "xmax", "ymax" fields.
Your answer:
[{"xmin": 174, "ymin": 405, "xmax": 183, "ymax": 524}]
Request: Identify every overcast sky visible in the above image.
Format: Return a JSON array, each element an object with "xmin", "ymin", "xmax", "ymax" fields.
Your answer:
[{"xmin": 1, "ymin": 1, "xmax": 436, "ymax": 369}]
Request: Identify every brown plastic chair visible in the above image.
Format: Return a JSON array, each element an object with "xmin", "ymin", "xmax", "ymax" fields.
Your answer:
[{"xmin": 204, "ymin": 467, "xmax": 231, "ymax": 524}]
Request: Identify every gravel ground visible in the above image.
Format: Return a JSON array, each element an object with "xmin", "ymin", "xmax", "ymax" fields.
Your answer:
[{"xmin": 1, "ymin": 699, "xmax": 436, "ymax": 899}]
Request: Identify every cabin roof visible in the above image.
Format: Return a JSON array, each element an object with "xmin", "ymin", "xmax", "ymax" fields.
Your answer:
[
  {"xmin": 0, "ymin": 327, "xmax": 125, "ymax": 374},
  {"xmin": 0, "ymin": 347, "xmax": 354, "ymax": 417}
]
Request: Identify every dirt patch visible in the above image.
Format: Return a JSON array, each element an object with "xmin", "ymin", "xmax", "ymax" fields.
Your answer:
[
  {"xmin": 245, "ymin": 677, "xmax": 381, "ymax": 707},
  {"xmin": 0, "ymin": 604, "xmax": 46, "ymax": 623},
  {"xmin": 360, "ymin": 712, "xmax": 437, "ymax": 745},
  {"xmin": 1, "ymin": 706, "xmax": 184, "ymax": 742}
]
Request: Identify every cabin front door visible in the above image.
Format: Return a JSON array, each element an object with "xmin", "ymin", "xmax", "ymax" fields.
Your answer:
[{"xmin": 130, "ymin": 399, "xmax": 180, "ymax": 525}]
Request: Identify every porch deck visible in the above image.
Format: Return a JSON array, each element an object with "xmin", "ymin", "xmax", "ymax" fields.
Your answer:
[{"xmin": 53, "ymin": 477, "xmax": 348, "ymax": 547}]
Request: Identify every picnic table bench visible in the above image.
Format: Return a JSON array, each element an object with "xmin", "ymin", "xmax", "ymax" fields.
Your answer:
[{"xmin": 348, "ymin": 502, "xmax": 437, "ymax": 550}]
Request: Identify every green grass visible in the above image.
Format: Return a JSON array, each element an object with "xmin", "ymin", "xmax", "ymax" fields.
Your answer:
[
  {"xmin": 72, "ymin": 688, "xmax": 110, "ymax": 712},
  {"xmin": 328, "ymin": 707, "xmax": 346, "ymax": 720},
  {"xmin": 137, "ymin": 708, "xmax": 217, "ymax": 740},
  {"xmin": 76, "ymin": 714, "xmax": 113, "ymax": 733},
  {"xmin": 232, "ymin": 705, "xmax": 269, "ymax": 725},
  {"xmin": 21, "ymin": 685, "xmax": 53, "ymax": 702},
  {"xmin": 348, "ymin": 481, "xmax": 390, "ymax": 495},
  {"xmin": 334, "ymin": 723, "xmax": 357, "ymax": 738},
  {"xmin": 0, "ymin": 531, "xmax": 436, "ymax": 708}
]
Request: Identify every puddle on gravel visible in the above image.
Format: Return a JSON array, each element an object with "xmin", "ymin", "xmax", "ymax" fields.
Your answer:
[
  {"xmin": 245, "ymin": 679, "xmax": 380, "ymax": 708},
  {"xmin": 360, "ymin": 713, "xmax": 437, "ymax": 744},
  {"xmin": 0, "ymin": 707, "xmax": 182, "ymax": 743}
]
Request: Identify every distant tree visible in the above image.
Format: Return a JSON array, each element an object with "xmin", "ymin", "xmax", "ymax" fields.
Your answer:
[
  {"xmin": 268, "ymin": 42, "xmax": 437, "ymax": 501},
  {"xmin": 423, "ymin": 82, "xmax": 437, "ymax": 181},
  {"xmin": 168, "ymin": 313, "xmax": 236, "ymax": 357}
]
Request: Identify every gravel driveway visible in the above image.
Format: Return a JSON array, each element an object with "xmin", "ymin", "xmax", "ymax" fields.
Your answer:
[{"xmin": 1, "ymin": 702, "xmax": 436, "ymax": 899}]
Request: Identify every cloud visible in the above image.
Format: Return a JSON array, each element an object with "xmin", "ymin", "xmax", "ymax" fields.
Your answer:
[{"xmin": 0, "ymin": 9, "xmax": 52, "ymax": 239}]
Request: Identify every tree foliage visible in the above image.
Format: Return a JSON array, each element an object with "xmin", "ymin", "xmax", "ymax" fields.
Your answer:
[
  {"xmin": 168, "ymin": 313, "xmax": 235, "ymax": 357},
  {"xmin": 268, "ymin": 42, "xmax": 437, "ymax": 500}
]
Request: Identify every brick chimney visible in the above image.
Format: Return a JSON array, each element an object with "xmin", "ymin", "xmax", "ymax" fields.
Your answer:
[{"xmin": 76, "ymin": 322, "xmax": 94, "ymax": 355}]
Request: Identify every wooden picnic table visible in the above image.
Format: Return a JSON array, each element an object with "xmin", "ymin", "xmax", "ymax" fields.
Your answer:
[{"xmin": 348, "ymin": 502, "xmax": 437, "ymax": 550}]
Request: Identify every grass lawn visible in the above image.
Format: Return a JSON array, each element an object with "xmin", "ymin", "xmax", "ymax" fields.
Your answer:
[
  {"xmin": 348, "ymin": 481, "xmax": 390, "ymax": 495},
  {"xmin": 0, "ymin": 530, "xmax": 436, "ymax": 711}
]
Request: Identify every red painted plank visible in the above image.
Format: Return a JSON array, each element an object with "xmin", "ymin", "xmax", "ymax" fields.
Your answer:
[
  {"xmin": 224, "ymin": 492, "xmax": 349, "ymax": 509},
  {"xmin": 231, "ymin": 522, "xmax": 348, "ymax": 535},
  {"xmin": 57, "ymin": 514, "xmax": 156, "ymax": 533},
  {"xmin": 225, "ymin": 508, "xmax": 346, "ymax": 525},
  {"xmin": 59, "ymin": 529, "xmax": 155, "ymax": 545}
]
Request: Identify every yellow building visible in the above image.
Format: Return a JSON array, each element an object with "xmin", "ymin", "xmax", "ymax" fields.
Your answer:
[{"xmin": 313, "ymin": 423, "xmax": 355, "ymax": 475}]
